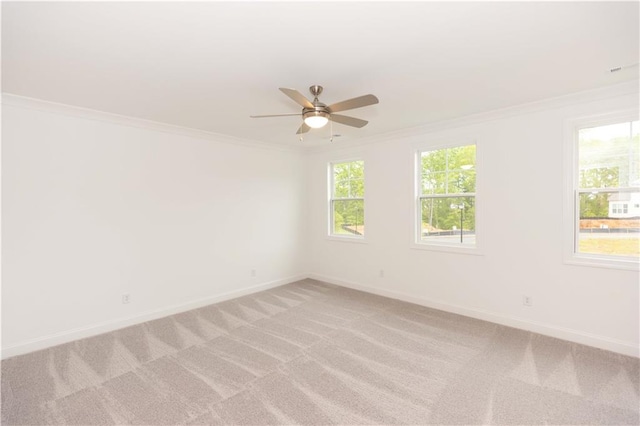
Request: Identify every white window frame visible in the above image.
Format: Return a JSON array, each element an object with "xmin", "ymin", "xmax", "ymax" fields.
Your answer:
[
  {"xmin": 327, "ymin": 159, "xmax": 366, "ymax": 242},
  {"xmin": 412, "ymin": 141, "xmax": 482, "ymax": 255},
  {"xmin": 563, "ymin": 110, "xmax": 639, "ymax": 270}
]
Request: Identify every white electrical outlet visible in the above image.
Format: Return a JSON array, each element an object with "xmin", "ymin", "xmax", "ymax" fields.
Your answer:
[
  {"xmin": 251, "ymin": 269, "xmax": 257, "ymax": 277},
  {"xmin": 122, "ymin": 293, "xmax": 130, "ymax": 304},
  {"xmin": 379, "ymin": 269, "xmax": 385, "ymax": 278},
  {"xmin": 523, "ymin": 295, "xmax": 532, "ymax": 307}
]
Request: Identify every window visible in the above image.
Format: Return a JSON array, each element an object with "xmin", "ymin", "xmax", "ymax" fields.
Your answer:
[
  {"xmin": 571, "ymin": 118, "xmax": 639, "ymax": 265},
  {"xmin": 611, "ymin": 203, "xmax": 629, "ymax": 215},
  {"xmin": 329, "ymin": 160, "xmax": 364, "ymax": 238},
  {"xmin": 417, "ymin": 144, "xmax": 476, "ymax": 248}
]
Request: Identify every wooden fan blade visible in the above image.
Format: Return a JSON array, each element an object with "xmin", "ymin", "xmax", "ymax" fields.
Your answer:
[
  {"xmin": 279, "ymin": 88, "xmax": 314, "ymax": 108},
  {"xmin": 329, "ymin": 114, "xmax": 368, "ymax": 128},
  {"xmin": 250, "ymin": 113, "xmax": 301, "ymax": 118},
  {"xmin": 328, "ymin": 94, "xmax": 378, "ymax": 113},
  {"xmin": 296, "ymin": 122, "xmax": 311, "ymax": 134}
]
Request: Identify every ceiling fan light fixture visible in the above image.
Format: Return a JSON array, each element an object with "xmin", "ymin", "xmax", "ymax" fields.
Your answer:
[{"xmin": 303, "ymin": 111, "xmax": 329, "ymax": 128}]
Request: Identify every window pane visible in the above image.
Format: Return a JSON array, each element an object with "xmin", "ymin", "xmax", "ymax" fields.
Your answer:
[
  {"xmin": 420, "ymin": 196, "xmax": 475, "ymax": 245},
  {"xmin": 447, "ymin": 169, "xmax": 476, "ymax": 194},
  {"xmin": 421, "ymin": 145, "xmax": 476, "ymax": 195},
  {"xmin": 350, "ymin": 160, "xmax": 364, "ymax": 176},
  {"xmin": 350, "ymin": 178, "xmax": 364, "ymax": 197},
  {"xmin": 579, "ymin": 167, "xmax": 619, "ymax": 189},
  {"xmin": 332, "ymin": 199, "xmax": 365, "ymax": 236},
  {"xmin": 333, "ymin": 161, "xmax": 365, "ymax": 197},
  {"xmin": 334, "ymin": 180, "xmax": 350, "ymax": 198},
  {"xmin": 578, "ymin": 191, "xmax": 640, "ymax": 257},
  {"xmin": 422, "ymin": 170, "xmax": 446, "ymax": 194},
  {"xmin": 333, "ymin": 162, "xmax": 348, "ymax": 183},
  {"xmin": 579, "ymin": 122, "xmax": 639, "ymax": 188},
  {"xmin": 421, "ymin": 150, "xmax": 447, "ymax": 173},
  {"xmin": 448, "ymin": 145, "xmax": 476, "ymax": 174}
]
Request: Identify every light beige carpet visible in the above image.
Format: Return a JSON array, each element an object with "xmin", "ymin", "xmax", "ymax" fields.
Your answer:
[{"xmin": 2, "ymin": 279, "xmax": 639, "ymax": 425}]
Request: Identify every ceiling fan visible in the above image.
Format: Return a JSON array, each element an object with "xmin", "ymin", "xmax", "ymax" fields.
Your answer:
[{"xmin": 250, "ymin": 85, "xmax": 379, "ymax": 134}]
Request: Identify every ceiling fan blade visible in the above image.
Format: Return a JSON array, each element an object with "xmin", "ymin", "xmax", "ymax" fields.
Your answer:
[
  {"xmin": 296, "ymin": 122, "xmax": 311, "ymax": 134},
  {"xmin": 279, "ymin": 88, "xmax": 314, "ymax": 108},
  {"xmin": 328, "ymin": 94, "xmax": 379, "ymax": 113},
  {"xmin": 250, "ymin": 113, "xmax": 301, "ymax": 118},
  {"xmin": 329, "ymin": 114, "xmax": 368, "ymax": 128}
]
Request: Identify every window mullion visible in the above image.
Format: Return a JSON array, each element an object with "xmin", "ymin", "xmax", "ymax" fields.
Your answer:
[
  {"xmin": 577, "ymin": 187, "xmax": 639, "ymax": 194},
  {"xmin": 420, "ymin": 193, "xmax": 476, "ymax": 199}
]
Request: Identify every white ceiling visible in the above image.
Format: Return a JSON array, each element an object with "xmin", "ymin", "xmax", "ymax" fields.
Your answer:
[{"xmin": 3, "ymin": 1, "xmax": 639, "ymax": 148}]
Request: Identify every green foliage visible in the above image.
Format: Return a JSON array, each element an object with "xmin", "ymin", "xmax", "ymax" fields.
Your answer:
[
  {"xmin": 421, "ymin": 145, "xmax": 476, "ymax": 195},
  {"xmin": 579, "ymin": 167, "xmax": 619, "ymax": 218},
  {"xmin": 332, "ymin": 200, "xmax": 364, "ymax": 235},
  {"xmin": 421, "ymin": 197, "xmax": 475, "ymax": 233},
  {"xmin": 579, "ymin": 167, "xmax": 619, "ymax": 189},
  {"xmin": 579, "ymin": 192, "xmax": 611, "ymax": 219},
  {"xmin": 333, "ymin": 161, "xmax": 364, "ymax": 198}
]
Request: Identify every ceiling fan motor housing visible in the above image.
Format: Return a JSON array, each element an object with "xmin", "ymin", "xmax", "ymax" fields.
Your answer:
[
  {"xmin": 309, "ymin": 85, "xmax": 323, "ymax": 98},
  {"xmin": 303, "ymin": 89, "xmax": 330, "ymax": 124},
  {"xmin": 303, "ymin": 109, "xmax": 329, "ymax": 120}
]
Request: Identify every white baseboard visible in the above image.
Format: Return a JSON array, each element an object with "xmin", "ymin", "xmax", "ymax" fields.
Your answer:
[
  {"xmin": 308, "ymin": 273, "xmax": 640, "ymax": 358},
  {"xmin": 1, "ymin": 274, "xmax": 306, "ymax": 359}
]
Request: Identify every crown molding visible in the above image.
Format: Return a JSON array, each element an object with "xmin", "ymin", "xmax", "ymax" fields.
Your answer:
[
  {"xmin": 4, "ymin": 80, "xmax": 638, "ymax": 156},
  {"xmin": 305, "ymin": 80, "xmax": 640, "ymax": 155},
  {"xmin": 1, "ymin": 93, "xmax": 304, "ymax": 154}
]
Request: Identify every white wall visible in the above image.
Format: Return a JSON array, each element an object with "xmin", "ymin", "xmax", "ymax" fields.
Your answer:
[
  {"xmin": 305, "ymin": 84, "xmax": 639, "ymax": 357},
  {"xmin": 1, "ymin": 96, "xmax": 307, "ymax": 357},
  {"xmin": 3, "ymin": 84, "xmax": 638, "ymax": 359}
]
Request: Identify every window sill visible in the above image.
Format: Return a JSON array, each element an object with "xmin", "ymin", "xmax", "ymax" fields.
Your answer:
[
  {"xmin": 564, "ymin": 255, "xmax": 639, "ymax": 271},
  {"xmin": 410, "ymin": 242, "xmax": 484, "ymax": 256},
  {"xmin": 326, "ymin": 235, "xmax": 368, "ymax": 244}
]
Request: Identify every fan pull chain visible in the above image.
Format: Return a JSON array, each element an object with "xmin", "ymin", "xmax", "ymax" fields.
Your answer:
[
  {"xmin": 299, "ymin": 116, "xmax": 304, "ymax": 142},
  {"xmin": 330, "ymin": 119, "xmax": 333, "ymax": 142}
]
